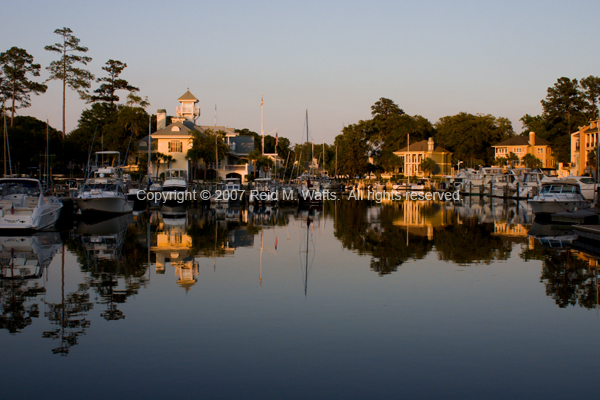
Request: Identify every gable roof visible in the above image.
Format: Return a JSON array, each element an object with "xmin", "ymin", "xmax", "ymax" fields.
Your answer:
[
  {"xmin": 493, "ymin": 135, "xmax": 550, "ymax": 147},
  {"xmin": 152, "ymin": 121, "xmax": 199, "ymax": 136},
  {"xmin": 178, "ymin": 90, "xmax": 198, "ymax": 101},
  {"xmin": 394, "ymin": 140, "xmax": 450, "ymax": 154}
]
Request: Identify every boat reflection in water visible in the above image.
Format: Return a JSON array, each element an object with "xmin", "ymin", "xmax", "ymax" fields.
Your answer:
[
  {"xmin": 73, "ymin": 213, "xmax": 145, "ymax": 322},
  {"xmin": 0, "ymin": 232, "xmax": 62, "ymax": 334}
]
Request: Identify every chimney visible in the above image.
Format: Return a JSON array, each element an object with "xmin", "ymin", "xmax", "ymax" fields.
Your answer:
[
  {"xmin": 529, "ymin": 131, "xmax": 535, "ymax": 146},
  {"xmin": 157, "ymin": 109, "xmax": 167, "ymax": 130},
  {"xmin": 428, "ymin": 137, "xmax": 434, "ymax": 152}
]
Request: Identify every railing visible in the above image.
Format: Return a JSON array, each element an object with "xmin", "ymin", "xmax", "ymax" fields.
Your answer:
[
  {"xmin": 176, "ymin": 106, "xmax": 200, "ymax": 115},
  {"xmin": 224, "ymin": 165, "xmax": 249, "ymax": 173}
]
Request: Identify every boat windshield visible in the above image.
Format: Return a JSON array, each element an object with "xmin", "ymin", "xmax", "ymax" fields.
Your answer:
[
  {"xmin": 0, "ymin": 181, "xmax": 40, "ymax": 196},
  {"xmin": 83, "ymin": 182, "xmax": 118, "ymax": 192},
  {"xmin": 540, "ymin": 185, "xmax": 578, "ymax": 194}
]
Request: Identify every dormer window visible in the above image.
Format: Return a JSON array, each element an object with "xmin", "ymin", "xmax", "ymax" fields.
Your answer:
[{"xmin": 171, "ymin": 126, "xmax": 180, "ymax": 132}]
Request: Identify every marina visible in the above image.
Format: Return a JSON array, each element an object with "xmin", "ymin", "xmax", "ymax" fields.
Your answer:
[{"xmin": 4, "ymin": 2, "xmax": 600, "ymax": 397}]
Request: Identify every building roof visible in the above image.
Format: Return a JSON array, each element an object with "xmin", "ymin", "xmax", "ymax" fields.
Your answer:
[
  {"xmin": 152, "ymin": 121, "xmax": 199, "ymax": 136},
  {"xmin": 178, "ymin": 90, "xmax": 198, "ymax": 101},
  {"xmin": 394, "ymin": 140, "xmax": 450, "ymax": 154},
  {"xmin": 493, "ymin": 135, "xmax": 550, "ymax": 147},
  {"xmin": 136, "ymin": 135, "xmax": 155, "ymax": 149}
]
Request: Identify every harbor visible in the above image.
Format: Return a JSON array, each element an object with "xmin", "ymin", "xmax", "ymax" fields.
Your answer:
[{"xmin": 4, "ymin": 1, "xmax": 600, "ymax": 398}]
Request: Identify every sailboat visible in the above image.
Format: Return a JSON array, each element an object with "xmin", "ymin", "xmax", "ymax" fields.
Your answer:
[{"xmin": 297, "ymin": 111, "xmax": 323, "ymax": 206}]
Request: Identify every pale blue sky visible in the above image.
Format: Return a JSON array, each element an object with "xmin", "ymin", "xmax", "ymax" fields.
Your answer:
[{"xmin": 2, "ymin": 0, "xmax": 599, "ymax": 143}]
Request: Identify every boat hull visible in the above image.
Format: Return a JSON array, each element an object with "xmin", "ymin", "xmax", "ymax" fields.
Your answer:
[
  {"xmin": 76, "ymin": 197, "xmax": 133, "ymax": 214},
  {"xmin": 529, "ymin": 199, "xmax": 590, "ymax": 215}
]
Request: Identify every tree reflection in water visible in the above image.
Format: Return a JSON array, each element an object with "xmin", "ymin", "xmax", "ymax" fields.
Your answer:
[
  {"xmin": 329, "ymin": 201, "xmax": 433, "ymax": 275},
  {"xmin": 1, "ymin": 279, "xmax": 45, "ymax": 334},
  {"xmin": 522, "ymin": 243, "xmax": 600, "ymax": 309}
]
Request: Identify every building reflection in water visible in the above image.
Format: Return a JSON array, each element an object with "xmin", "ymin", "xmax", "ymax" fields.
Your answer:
[
  {"xmin": 151, "ymin": 210, "xmax": 198, "ymax": 291},
  {"xmin": 393, "ymin": 200, "xmax": 454, "ymax": 241}
]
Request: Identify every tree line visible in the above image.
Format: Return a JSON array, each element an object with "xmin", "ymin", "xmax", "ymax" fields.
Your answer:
[{"xmin": 1, "ymin": 26, "xmax": 598, "ymax": 178}]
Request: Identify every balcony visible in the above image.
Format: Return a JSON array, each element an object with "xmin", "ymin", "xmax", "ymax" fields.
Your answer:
[
  {"xmin": 223, "ymin": 165, "xmax": 250, "ymax": 173},
  {"xmin": 176, "ymin": 106, "xmax": 200, "ymax": 116}
]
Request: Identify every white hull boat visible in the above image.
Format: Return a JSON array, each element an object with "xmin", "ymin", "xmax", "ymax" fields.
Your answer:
[
  {"xmin": 529, "ymin": 182, "xmax": 590, "ymax": 215},
  {"xmin": 0, "ymin": 178, "xmax": 63, "ymax": 230}
]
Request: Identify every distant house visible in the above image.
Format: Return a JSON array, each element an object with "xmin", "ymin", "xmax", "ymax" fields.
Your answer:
[
  {"xmin": 571, "ymin": 121, "xmax": 599, "ymax": 176},
  {"xmin": 393, "ymin": 137, "xmax": 453, "ymax": 176},
  {"xmin": 492, "ymin": 132, "xmax": 555, "ymax": 168},
  {"xmin": 137, "ymin": 90, "xmax": 254, "ymax": 182}
]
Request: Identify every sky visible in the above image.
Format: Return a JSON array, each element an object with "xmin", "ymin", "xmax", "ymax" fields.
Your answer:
[{"xmin": 1, "ymin": 0, "xmax": 600, "ymax": 144}]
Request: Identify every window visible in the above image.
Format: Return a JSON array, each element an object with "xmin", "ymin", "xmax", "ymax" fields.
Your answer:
[
  {"xmin": 537, "ymin": 148, "xmax": 543, "ymax": 154},
  {"xmin": 168, "ymin": 140, "xmax": 182, "ymax": 153}
]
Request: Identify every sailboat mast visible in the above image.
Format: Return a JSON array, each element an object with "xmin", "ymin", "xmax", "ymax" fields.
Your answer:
[
  {"xmin": 306, "ymin": 110, "xmax": 309, "ymax": 174},
  {"xmin": 46, "ymin": 119, "xmax": 49, "ymax": 187},
  {"xmin": 261, "ymin": 94, "xmax": 264, "ymax": 155},
  {"xmin": 148, "ymin": 114, "xmax": 151, "ymax": 185},
  {"xmin": 3, "ymin": 105, "xmax": 6, "ymax": 177},
  {"xmin": 215, "ymin": 133, "xmax": 218, "ymax": 175},
  {"xmin": 312, "ymin": 141, "xmax": 314, "ymax": 175}
]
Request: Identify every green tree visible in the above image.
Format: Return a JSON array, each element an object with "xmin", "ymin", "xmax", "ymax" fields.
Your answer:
[
  {"xmin": 494, "ymin": 157, "xmax": 508, "ymax": 167},
  {"xmin": 434, "ymin": 112, "xmax": 514, "ymax": 167},
  {"xmin": 335, "ymin": 123, "xmax": 370, "ymax": 178},
  {"xmin": 45, "ymin": 27, "xmax": 94, "ymax": 138},
  {"xmin": 521, "ymin": 153, "xmax": 542, "ymax": 169},
  {"xmin": 519, "ymin": 114, "xmax": 549, "ymax": 138},
  {"xmin": 506, "ymin": 152, "xmax": 519, "ymax": 167},
  {"xmin": 419, "ymin": 157, "xmax": 437, "ymax": 177},
  {"xmin": 89, "ymin": 60, "xmax": 139, "ymax": 106},
  {"xmin": 0, "ymin": 47, "xmax": 47, "ymax": 126},
  {"xmin": 186, "ymin": 129, "xmax": 229, "ymax": 180},
  {"xmin": 371, "ymin": 97, "xmax": 405, "ymax": 121},
  {"xmin": 541, "ymin": 77, "xmax": 586, "ymax": 162},
  {"xmin": 6, "ymin": 116, "xmax": 63, "ymax": 176},
  {"xmin": 580, "ymin": 75, "xmax": 600, "ymax": 120}
]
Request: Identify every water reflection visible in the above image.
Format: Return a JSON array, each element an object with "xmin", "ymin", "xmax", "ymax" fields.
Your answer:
[
  {"xmin": 3, "ymin": 197, "xmax": 600, "ymax": 362},
  {"xmin": 0, "ymin": 233, "xmax": 61, "ymax": 333}
]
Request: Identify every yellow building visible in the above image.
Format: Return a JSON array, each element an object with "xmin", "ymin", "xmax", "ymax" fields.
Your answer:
[
  {"xmin": 571, "ymin": 121, "xmax": 599, "ymax": 176},
  {"xmin": 137, "ymin": 90, "xmax": 255, "ymax": 183},
  {"xmin": 393, "ymin": 137, "xmax": 453, "ymax": 176},
  {"xmin": 492, "ymin": 132, "xmax": 555, "ymax": 168}
]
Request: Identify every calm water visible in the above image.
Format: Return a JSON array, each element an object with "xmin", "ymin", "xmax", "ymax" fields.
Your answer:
[{"xmin": 2, "ymin": 198, "xmax": 600, "ymax": 399}]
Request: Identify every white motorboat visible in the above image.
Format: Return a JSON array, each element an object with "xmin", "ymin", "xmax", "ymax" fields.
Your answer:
[
  {"xmin": 250, "ymin": 178, "xmax": 278, "ymax": 204},
  {"xmin": 161, "ymin": 169, "xmax": 189, "ymax": 206},
  {"xmin": 561, "ymin": 176, "xmax": 597, "ymax": 201},
  {"xmin": 0, "ymin": 178, "xmax": 63, "ymax": 230},
  {"xmin": 529, "ymin": 182, "xmax": 590, "ymax": 215},
  {"xmin": 221, "ymin": 177, "xmax": 245, "ymax": 203},
  {"xmin": 76, "ymin": 151, "xmax": 133, "ymax": 215}
]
